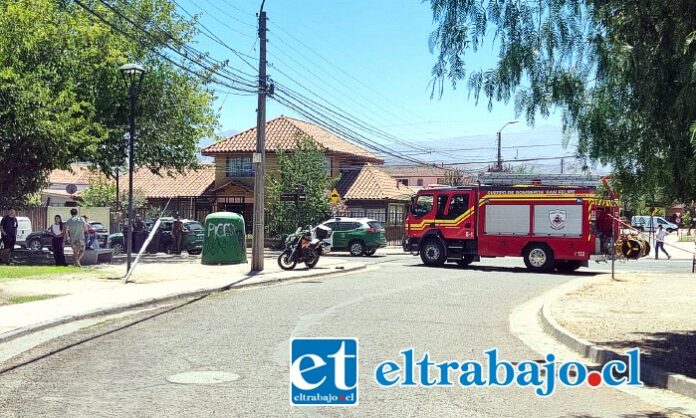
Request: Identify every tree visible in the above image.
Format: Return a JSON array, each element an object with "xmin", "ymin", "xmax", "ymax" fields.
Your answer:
[
  {"xmin": 81, "ymin": 178, "xmax": 117, "ymax": 208},
  {"xmin": 427, "ymin": 1, "xmax": 696, "ymax": 204},
  {"xmin": 267, "ymin": 137, "xmax": 338, "ymax": 239},
  {"xmin": 80, "ymin": 177, "xmax": 146, "ymax": 209},
  {"xmin": 0, "ymin": 0, "xmax": 218, "ymax": 207}
]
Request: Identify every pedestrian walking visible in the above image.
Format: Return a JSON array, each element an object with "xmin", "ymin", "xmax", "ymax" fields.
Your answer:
[
  {"xmin": 655, "ymin": 225, "xmax": 671, "ymax": 260},
  {"xmin": 172, "ymin": 214, "xmax": 183, "ymax": 255},
  {"xmin": 0, "ymin": 208, "xmax": 18, "ymax": 265},
  {"xmin": 50, "ymin": 215, "xmax": 68, "ymax": 266},
  {"xmin": 66, "ymin": 208, "xmax": 87, "ymax": 267}
]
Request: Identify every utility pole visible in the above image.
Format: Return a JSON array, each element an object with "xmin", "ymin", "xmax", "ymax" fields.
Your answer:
[
  {"xmin": 496, "ymin": 131, "xmax": 502, "ymax": 172},
  {"xmin": 560, "ymin": 158, "xmax": 565, "ymax": 174},
  {"xmin": 496, "ymin": 120, "xmax": 518, "ymax": 172},
  {"xmin": 251, "ymin": 2, "xmax": 267, "ymax": 272},
  {"xmin": 115, "ymin": 168, "xmax": 120, "ymax": 210}
]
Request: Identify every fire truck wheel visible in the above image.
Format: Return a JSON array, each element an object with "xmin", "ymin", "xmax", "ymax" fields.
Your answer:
[
  {"xmin": 348, "ymin": 240, "xmax": 365, "ymax": 256},
  {"xmin": 555, "ymin": 260, "xmax": 581, "ymax": 273},
  {"xmin": 523, "ymin": 244, "xmax": 555, "ymax": 272},
  {"xmin": 457, "ymin": 255, "xmax": 474, "ymax": 267},
  {"xmin": 420, "ymin": 239, "xmax": 446, "ymax": 266}
]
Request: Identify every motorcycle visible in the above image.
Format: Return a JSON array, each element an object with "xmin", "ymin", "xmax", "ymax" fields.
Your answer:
[{"xmin": 277, "ymin": 225, "xmax": 332, "ymax": 270}]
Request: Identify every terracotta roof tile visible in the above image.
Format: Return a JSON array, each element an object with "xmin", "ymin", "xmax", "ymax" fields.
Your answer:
[
  {"xmin": 336, "ymin": 164, "xmax": 414, "ymax": 201},
  {"xmin": 119, "ymin": 165, "xmax": 215, "ymax": 198},
  {"xmin": 49, "ymin": 164, "xmax": 107, "ymax": 185},
  {"xmin": 202, "ymin": 116, "xmax": 383, "ymax": 163}
]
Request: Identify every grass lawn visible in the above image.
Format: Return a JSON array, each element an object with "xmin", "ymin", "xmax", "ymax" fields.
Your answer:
[
  {"xmin": 6, "ymin": 294, "xmax": 58, "ymax": 304},
  {"xmin": 0, "ymin": 266, "xmax": 84, "ymax": 281}
]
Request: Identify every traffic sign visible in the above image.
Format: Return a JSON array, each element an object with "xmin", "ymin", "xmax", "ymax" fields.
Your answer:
[
  {"xmin": 330, "ymin": 188, "xmax": 341, "ymax": 204},
  {"xmin": 295, "ymin": 184, "xmax": 305, "ymax": 193},
  {"xmin": 298, "ymin": 193, "xmax": 307, "ymax": 202},
  {"xmin": 280, "ymin": 193, "xmax": 296, "ymax": 202},
  {"xmin": 66, "ymin": 183, "xmax": 77, "ymax": 195}
]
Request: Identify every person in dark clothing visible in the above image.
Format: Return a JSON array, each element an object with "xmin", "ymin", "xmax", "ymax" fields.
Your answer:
[
  {"xmin": 132, "ymin": 214, "xmax": 145, "ymax": 252},
  {"xmin": 172, "ymin": 215, "xmax": 184, "ymax": 255},
  {"xmin": 0, "ymin": 208, "xmax": 18, "ymax": 264},
  {"xmin": 50, "ymin": 215, "xmax": 68, "ymax": 266}
]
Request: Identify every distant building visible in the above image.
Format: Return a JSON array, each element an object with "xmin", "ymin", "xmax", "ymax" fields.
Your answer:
[
  {"xmin": 382, "ymin": 166, "xmax": 453, "ymax": 189},
  {"xmin": 43, "ymin": 164, "xmax": 107, "ymax": 206},
  {"xmin": 120, "ymin": 165, "xmax": 216, "ymax": 218},
  {"xmin": 202, "ymin": 116, "xmax": 413, "ymax": 226}
]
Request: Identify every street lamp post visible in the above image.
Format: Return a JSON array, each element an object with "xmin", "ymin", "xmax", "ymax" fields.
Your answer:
[
  {"xmin": 119, "ymin": 63, "xmax": 145, "ymax": 274},
  {"xmin": 496, "ymin": 120, "xmax": 519, "ymax": 171}
]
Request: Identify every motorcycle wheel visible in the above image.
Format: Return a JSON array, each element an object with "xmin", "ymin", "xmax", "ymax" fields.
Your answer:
[
  {"xmin": 305, "ymin": 249, "xmax": 320, "ymax": 269},
  {"xmin": 278, "ymin": 250, "xmax": 297, "ymax": 270}
]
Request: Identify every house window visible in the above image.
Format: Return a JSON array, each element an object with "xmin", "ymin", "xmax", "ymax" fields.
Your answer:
[
  {"xmin": 323, "ymin": 156, "xmax": 332, "ymax": 174},
  {"xmin": 388, "ymin": 203, "xmax": 404, "ymax": 225},
  {"xmin": 417, "ymin": 179, "xmax": 424, "ymax": 186},
  {"xmin": 397, "ymin": 178, "xmax": 409, "ymax": 186},
  {"xmin": 437, "ymin": 178, "xmax": 446, "ymax": 184},
  {"xmin": 226, "ymin": 156, "xmax": 252, "ymax": 177}
]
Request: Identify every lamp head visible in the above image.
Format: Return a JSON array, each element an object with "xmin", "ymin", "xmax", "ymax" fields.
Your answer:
[{"xmin": 119, "ymin": 63, "xmax": 145, "ymax": 89}]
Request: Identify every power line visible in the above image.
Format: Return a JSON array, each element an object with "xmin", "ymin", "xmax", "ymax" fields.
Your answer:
[
  {"xmin": 198, "ymin": 0, "xmax": 256, "ymax": 28},
  {"xmin": 272, "ymin": 91, "xmax": 437, "ymax": 167},
  {"xmin": 269, "ymin": 21, "xmax": 428, "ymax": 124},
  {"xmin": 274, "ymin": 82, "xmax": 433, "ymax": 153},
  {"xmin": 167, "ymin": 0, "xmax": 258, "ymax": 75},
  {"xmin": 267, "ymin": 49, "xmax": 434, "ymax": 153},
  {"xmin": 217, "ymin": 0, "xmax": 256, "ymax": 17},
  {"xmin": 84, "ymin": 0, "xmax": 257, "ymax": 92},
  {"xmin": 176, "ymin": 0, "xmax": 255, "ymax": 39}
]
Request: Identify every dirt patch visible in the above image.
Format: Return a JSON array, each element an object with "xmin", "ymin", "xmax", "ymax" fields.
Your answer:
[{"xmin": 553, "ymin": 272, "xmax": 696, "ymax": 378}]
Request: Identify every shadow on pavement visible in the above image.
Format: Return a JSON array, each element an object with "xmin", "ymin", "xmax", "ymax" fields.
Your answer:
[
  {"xmin": 407, "ymin": 262, "xmax": 601, "ymax": 277},
  {"xmin": 599, "ymin": 331, "xmax": 696, "ymax": 380},
  {"xmin": 567, "ymin": 414, "xmax": 677, "ymax": 418}
]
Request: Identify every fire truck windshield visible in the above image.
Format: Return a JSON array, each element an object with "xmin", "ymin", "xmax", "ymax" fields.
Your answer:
[{"xmin": 412, "ymin": 194, "xmax": 434, "ymax": 218}]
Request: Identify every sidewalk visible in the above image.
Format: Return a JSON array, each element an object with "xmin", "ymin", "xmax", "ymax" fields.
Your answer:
[
  {"xmin": 0, "ymin": 256, "xmax": 365, "ymax": 344},
  {"xmin": 549, "ymin": 271, "xmax": 696, "ymax": 397}
]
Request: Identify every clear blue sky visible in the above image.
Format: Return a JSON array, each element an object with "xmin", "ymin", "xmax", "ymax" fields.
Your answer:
[{"xmin": 182, "ymin": 0, "xmax": 563, "ymax": 148}]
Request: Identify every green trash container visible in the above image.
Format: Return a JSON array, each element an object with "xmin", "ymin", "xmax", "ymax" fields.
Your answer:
[{"xmin": 201, "ymin": 212, "xmax": 247, "ymax": 265}]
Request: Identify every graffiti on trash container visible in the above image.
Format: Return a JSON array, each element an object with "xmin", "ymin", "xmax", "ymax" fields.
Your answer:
[{"xmin": 208, "ymin": 222, "xmax": 237, "ymax": 238}]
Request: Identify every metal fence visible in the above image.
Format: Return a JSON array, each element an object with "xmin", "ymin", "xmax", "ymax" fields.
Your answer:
[{"xmin": 15, "ymin": 207, "xmax": 48, "ymax": 232}]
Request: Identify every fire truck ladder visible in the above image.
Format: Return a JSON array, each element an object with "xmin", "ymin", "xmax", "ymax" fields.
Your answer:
[{"xmin": 477, "ymin": 173, "xmax": 602, "ymax": 187}]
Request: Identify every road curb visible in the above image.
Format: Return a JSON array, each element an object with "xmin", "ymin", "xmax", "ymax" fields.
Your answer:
[
  {"xmin": 0, "ymin": 263, "xmax": 366, "ymax": 346},
  {"xmin": 539, "ymin": 280, "xmax": 696, "ymax": 400}
]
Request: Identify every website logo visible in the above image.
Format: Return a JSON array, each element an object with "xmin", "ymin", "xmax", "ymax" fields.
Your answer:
[
  {"xmin": 290, "ymin": 338, "xmax": 358, "ymax": 406},
  {"xmin": 374, "ymin": 347, "xmax": 642, "ymax": 397}
]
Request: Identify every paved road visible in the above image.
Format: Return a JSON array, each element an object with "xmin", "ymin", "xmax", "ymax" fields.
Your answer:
[{"xmin": 0, "ymin": 254, "xmax": 681, "ymax": 417}]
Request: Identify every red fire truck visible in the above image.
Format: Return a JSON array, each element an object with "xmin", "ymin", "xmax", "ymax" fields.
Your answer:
[{"xmin": 403, "ymin": 173, "xmax": 619, "ymax": 272}]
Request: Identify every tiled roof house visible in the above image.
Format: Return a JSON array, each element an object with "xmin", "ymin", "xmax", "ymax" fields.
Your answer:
[{"xmin": 202, "ymin": 116, "xmax": 410, "ymax": 225}]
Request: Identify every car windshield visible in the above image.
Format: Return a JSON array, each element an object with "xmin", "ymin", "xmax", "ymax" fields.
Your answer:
[
  {"xmin": 368, "ymin": 221, "xmax": 384, "ymax": 230},
  {"xmin": 411, "ymin": 194, "xmax": 434, "ymax": 218},
  {"xmin": 185, "ymin": 222, "xmax": 203, "ymax": 231}
]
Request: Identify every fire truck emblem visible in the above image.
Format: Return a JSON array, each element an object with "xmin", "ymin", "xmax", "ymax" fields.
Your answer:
[{"xmin": 549, "ymin": 209, "xmax": 567, "ymax": 230}]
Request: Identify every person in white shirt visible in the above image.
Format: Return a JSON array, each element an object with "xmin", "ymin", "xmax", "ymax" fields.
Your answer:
[
  {"xmin": 655, "ymin": 225, "xmax": 671, "ymax": 260},
  {"xmin": 50, "ymin": 215, "xmax": 68, "ymax": 266}
]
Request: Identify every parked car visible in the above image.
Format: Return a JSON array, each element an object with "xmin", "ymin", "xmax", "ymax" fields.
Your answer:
[
  {"xmin": 24, "ymin": 221, "xmax": 109, "ymax": 251},
  {"xmin": 107, "ymin": 217, "xmax": 204, "ymax": 255},
  {"xmin": 318, "ymin": 217, "xmax": 386, "ymax": 256},
  {"xmin": 0, "ymin": 216, "xmax": 32, "ymax": 249},
  {"xmin": 631, "ymin": 215, "xmax": 679, "ymax": 233}
]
